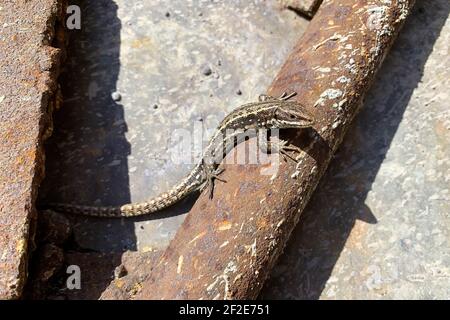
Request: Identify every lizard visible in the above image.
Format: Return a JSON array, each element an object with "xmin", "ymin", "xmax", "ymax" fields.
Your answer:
[{"xmin": 46, "ymin": 92, "xmax": 314, "ymax": 218}]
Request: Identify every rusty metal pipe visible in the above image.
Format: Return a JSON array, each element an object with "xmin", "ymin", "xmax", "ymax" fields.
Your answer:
[{"xmin": 133, "ymin": 0, "xmax": 415, "ymax": 300}]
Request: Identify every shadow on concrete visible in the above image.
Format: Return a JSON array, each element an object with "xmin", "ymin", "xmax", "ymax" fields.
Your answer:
[
  {"xmin": 36, "ymin": 0, "xmax": 200, "ymax": 300},
  {"xmin": 37, "ymin": 0, "xmax": 133, "ymax": 299},
  {"xmin": 261, "ymin": 1, "xmax": 449, "ymax": 299}
]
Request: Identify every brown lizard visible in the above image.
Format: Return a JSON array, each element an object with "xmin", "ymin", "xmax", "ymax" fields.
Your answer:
[{"xmin": 46, "ymin": 92, "xmax": 314, "ymax": 217}]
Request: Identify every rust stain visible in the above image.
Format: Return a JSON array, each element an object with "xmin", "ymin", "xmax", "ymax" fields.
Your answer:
[
  {"xmin": 177, "ymin": 255, "xmax": 184, "ymax": 274},
  {"xmin": 256, "ymin": 217, "xmax": 268, "ymax": 230},
  {"xmin": 189, "ymin": 231, "xmax": 207, "ymax": 245},
  {"xmin": 217, "ymin": 221, "xmax": 232, "ymax": 231}
]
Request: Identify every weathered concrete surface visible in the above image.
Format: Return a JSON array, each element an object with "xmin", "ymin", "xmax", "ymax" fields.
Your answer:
[
  {"xmin": 0, "ymin": 0, "xmax": 64, "ymax": 299},
  {"xmin": 262, "ymin": 0, "xmax": 450, "ymax": 299}
]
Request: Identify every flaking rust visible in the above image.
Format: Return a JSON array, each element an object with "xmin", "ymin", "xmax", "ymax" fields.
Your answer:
[
  {"xmin": 133, "ymin": 0, "xmax": 416, "ymax": 300},
  {"xmin": 0, "ymin": 0, "xmax": 67, "ymax": 299}
]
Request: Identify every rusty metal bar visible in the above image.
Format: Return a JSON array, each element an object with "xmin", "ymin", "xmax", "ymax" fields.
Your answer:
[
  {"xmin": 0, "ymin": 0, "xmax": 65, "ymax": 299},
  {"xmin": 131, "ymin": 0, "xmax": 416, "ymax": 300}
]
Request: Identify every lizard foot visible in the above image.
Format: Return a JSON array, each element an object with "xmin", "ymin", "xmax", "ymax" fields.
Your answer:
[
  {"xmin": 260, "ymin": 137, "xmax": 303, "ymax": 163},
  {"xmin": 258, "ymin": 91, "xmax": 297, "ymax": 102},
  {"xmin": 201, "ymin": 165, "xmax": 226, "ymax": 199}
]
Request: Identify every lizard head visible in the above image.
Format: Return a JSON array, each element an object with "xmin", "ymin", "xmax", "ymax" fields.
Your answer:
[{"xmin": 270, "ymin": 102, "xmax": 314, "ymax": 129}]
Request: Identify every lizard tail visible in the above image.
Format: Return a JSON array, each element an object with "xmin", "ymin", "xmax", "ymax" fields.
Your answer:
[
  {"xmin": 47, "ymin": 182, "xmax": 202, "ymax": 218},
  {"xmin": 47, "ymin": 189, "xmax": 189, "ymax": 218},
  {"xmin": 46, "ymin": 163, "xmax": 205, "ymax": 218},
  {"xmin": 48, "ymin": 196, "xmax": 167, "ymax": 217},
  {"xmin": 47, "ymin": 202, "xmax": 127, "ymax": 218}
]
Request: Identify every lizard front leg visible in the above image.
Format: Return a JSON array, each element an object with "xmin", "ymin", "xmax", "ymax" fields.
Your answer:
[{"xmin": 258, "ymin": 91, "xmax": 297, "ymax": 102}]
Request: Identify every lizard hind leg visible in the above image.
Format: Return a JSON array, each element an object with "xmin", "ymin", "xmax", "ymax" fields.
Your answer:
[{"xmin": 201, "ymin": 165, "xmax": 226, "ymax": 199}]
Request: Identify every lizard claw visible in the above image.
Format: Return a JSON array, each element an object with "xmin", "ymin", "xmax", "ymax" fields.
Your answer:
[
  {"xmin": 258, "ymin": 92, "xmax": 297, "ymax": 102},
  {"xmin": 278, "ymin": 91, "xmax": 297, "ymax": 101},
  {"xmin": 280, "ymin": 142, "xmax": 303, "ymax": 163},
  {"xmin": 262, "ymin": 138, "xmax": 303, "ymax": 163}
]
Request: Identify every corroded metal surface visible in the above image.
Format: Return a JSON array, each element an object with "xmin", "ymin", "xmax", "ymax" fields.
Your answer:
[
  {"xmin": 0, "ymin": 0, "xmax": 64, "ymax": 299},
  {"xmin": 133, "ymin": 0, "xmax": 416, "ymax": 299}
]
